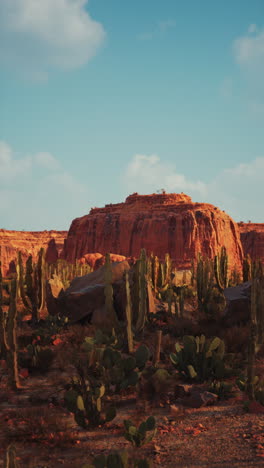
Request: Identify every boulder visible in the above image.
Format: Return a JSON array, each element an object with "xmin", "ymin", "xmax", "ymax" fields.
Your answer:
[
  {"xmin": 223, "ymin": 281, "xmax": 251, "ymax": 326},
  {"xmin": 49, "ymin": 261, "xmax": 131, "ymax": 324},
  {"xmin": 46, "ymin": 275, "xmax": 64, "ymax": 316}
]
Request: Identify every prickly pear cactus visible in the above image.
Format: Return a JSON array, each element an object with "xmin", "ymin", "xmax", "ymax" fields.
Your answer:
[{"xmin": 170, "ymin": 335, "xmax": 226, "ymax": 382}]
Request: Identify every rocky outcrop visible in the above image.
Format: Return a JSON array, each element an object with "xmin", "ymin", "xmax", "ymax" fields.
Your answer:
[
  {"xmin": 238, "ymin": 223, "xmax": 264, "ymax": 263},
  {"xmin": 48, "ymin": 261, "xmax": 131, "ymax": 324},
  {"xmin": 0, "ymin": 229, "xmax": 67, "ymax": 276},
  {"xmin": 78, "ymin": 252, "xmax": 128, "ymax": 270},
  {"xmin": 63, "ymin": 193, "xmax": 244, "ymax": 271}
]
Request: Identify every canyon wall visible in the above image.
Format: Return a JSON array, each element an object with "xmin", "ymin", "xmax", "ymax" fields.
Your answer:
[
  {"xmin": 63, "ymin": 193, "xmax": 244, "ymax": 270},
  {"xmin": 0, "ymin": 230, "xmax": 67, "ymax": 276},
  {"xmin": 238, "ymin": 223, "xmax": 264, "ymax": 263}
]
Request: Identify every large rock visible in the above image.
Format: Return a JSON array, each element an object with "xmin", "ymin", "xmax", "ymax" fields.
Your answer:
[
  {"xmin": 63, "ymin": 193, "xmax": 244, "ymax": 271},
  {"xmin": 239, "ymin": 222, "xmax": 264, "ymax": 263},
  {"xmin": 223, "ymin": 281, "xmax": 251, "ymax": 325},
  {"xmin": 78, "ymin": 252, "xmax": 127, "ymax": 270},
  {"xmin": 49, "ymin": 261, "xmax": 131, "ymax": 324},
  {"xmin": 0, "ymin": 229, "xmax": 67, "ymax": 276}
]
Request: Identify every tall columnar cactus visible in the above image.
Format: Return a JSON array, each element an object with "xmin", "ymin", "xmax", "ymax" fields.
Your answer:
[
  {"xmin": 6, "ymin": 279, "xmax": 20, "ymax": 390},
  {"xmin": 214, "ymin": 246, "xmax": 228, "ymax": 291},
  {"xmin": 243, "ymin": 255, "xmax": 252, "ymax": 282},
  {"xmin": 196, "ymin": 253, "xmax": 213, "ymax": 315},
  {"xmin": 125, "ymin": 270, "xmax": 133, "ymax": 353},
  {"xmin": 153, "ymin": 330, "xmax": 162, "ymax": 367},
  {"xmin": 247, "ymin": 277, "xmax": 258, "ymax": 400},
  {"xmin": 37, "ymin": 248, "xmax": 46, "ymax": 311},
  {"xmin": 164, "ymin": 253, "xmax": 172, "ymax": 285},
  {"xmin": 4, "ymin": 444, "xmax": 18, "ymax": 468},
  {"xmin": 25, "ymin": 255, "xmax": 38, "ymax": 322},
  {"xmin": 135, "ymin": 249, "xmax": 148, "ymax": 333},
  {"xmin": 152, "ymin": 255, "xmax": 159, "ymax": 292},
  {"xmin": 0, "ymin": 253, "xmax": 9, "ymax": 359},
  {"xmin": 179, "ymin": 288, "xmax": 184, "ymax": 317},
  {"xmin": 17, "ymin": 251, "xmax": 30, "ymax": 309},
  {"xmin": 104, "ymin": 253, "xmax": 119, "ymax": 329}
]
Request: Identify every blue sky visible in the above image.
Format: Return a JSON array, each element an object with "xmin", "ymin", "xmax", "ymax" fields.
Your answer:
[{"xmin": 1, "ymin": 0, "xmax": 264, "ymax": 230}]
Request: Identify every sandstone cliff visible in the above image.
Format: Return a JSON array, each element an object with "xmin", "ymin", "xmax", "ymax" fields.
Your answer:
[
  {"xmin": 238, "ymin": 223, "xmax": 264, "ymax": 263},
  {"xmin": 0, "ymin": 230, "xmax": 67, "ymax": 276},
  {"xmin": 63, "ymin": 193, "xmax": 244, "ymax": 270}
]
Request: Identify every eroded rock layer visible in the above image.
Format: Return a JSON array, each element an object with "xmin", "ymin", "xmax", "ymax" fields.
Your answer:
[
  {"xmin": 238, "ymin": 223, "xmax": 264, "ymax": 263},
  {"xmin": 0, "ymin": 230, "xmax": 67, "ymax": 276},
  {"xmin": 63, "ymin": 193, "xmax": 244, "ymax": 270}
]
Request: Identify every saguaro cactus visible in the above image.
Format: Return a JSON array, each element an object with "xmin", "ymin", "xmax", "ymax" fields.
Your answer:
[
  {"xmin": 4, "ymin": 444, "xmax": 18, "ymax": 468},
  {"xmin": 135, "ymin": 248, "xmax": 148, "ymax": 333},
  {"xmin": 37, "ymin": 248, "xmax": 46, "ymax": 311},
  {"xmin": 6, "ymin": 279, "xmax": 20, "ymax": 390},
  {"xmin": 104, "ymin": 253, "xmax": 119, "ymax": 329},
  {"xmin": 0, "ymin": 253, "xmax": 9, "ymax": 359},
  {"xmin": 214, "ymin": 246, "xmax": 228, "ymax": 291},
  {"xmin": 125, "ymin": 270, "xmax": 133, "ymax": 353},
  {"xmin": 196, "ymin": 253, "xmax": 213, "ymax": 315},
  {"xmin": 247, "ymin": 277, "xmax": 258, "ymax": 400}
]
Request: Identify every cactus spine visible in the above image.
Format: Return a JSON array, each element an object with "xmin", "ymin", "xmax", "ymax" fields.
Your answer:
[{"xmin": 125, "ymin": 270, "xmax": 133, "ymax": 353}]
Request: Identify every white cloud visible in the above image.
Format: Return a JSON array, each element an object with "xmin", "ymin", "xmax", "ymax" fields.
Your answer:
[
  {"xmin": 124, "ymin": 154, "xmax": 207, "ymax": 196},
  {"xmin": 0, "ymin": 0, "xmax": 105, "ymax": 78},
  {"xmin": 123, "ymin": 153, "xmax": 264, "ymax": 222},
  {"xmin": 34, "ymin": 152, "xmax": 60, "ymax": 170},
  {"xmin": 248, "ymin": 24, "xmax": 258, "ymax": 34},
  {"xmin": 137, "ymin": 19, "xmax": 175, "ymax": 41},
  {"xmin": 0, "ymin": 140, "xmax": 89, "ymax": 229},
  {"xmin": 233, "ymin": 27, "xmax": 264, "ymax": 69}
]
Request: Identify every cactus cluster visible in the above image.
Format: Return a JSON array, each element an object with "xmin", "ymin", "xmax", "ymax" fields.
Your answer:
[
  {"xmin": 170, "ymin": 335, "xmax": 226, "ymax": 382},
  {"xmin": 103, "ymin": 344, "xmax": 150, "ymax": 391},
  {"xmin": 123, "ymin": 416, "xmax": 156, "ymax": 448},
  {"xmin": 0, "ymin": 258, "xmax": 20, "ymax": 390}
]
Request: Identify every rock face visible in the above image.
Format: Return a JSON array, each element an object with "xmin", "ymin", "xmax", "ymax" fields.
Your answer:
[
  {"xmin": 63, "ymin": 193, "xmax": 244, "ymax": 271},
  {"xmin": 0, "ymin": 229, "xmax": 67, "ymax": 276},
  {"xmin": 238, "ymin": 223, "xmax": 264, "ymax": 263}
]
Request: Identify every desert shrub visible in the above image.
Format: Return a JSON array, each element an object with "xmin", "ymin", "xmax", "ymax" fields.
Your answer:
[{"xmin": 18, "ymin": 344, "xmax": 54, "ymax": 373}]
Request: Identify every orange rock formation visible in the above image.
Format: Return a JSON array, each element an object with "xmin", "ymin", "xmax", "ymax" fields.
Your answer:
[
  {"xmin": 63, "ymin": 193, "xmax": 244, "ymax": 270},
  {"xmin": 238, "ymin": 223, "xmax": 264, "ymax": 263},
  {"xmin": 0, "ymin": 230, "xmax": 67, "ymax": 276}
]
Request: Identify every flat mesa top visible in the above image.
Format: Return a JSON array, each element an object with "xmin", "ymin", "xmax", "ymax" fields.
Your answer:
[{"xmin": 89, "ymin": 193, "xmax": 194, "ymax": 215}]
